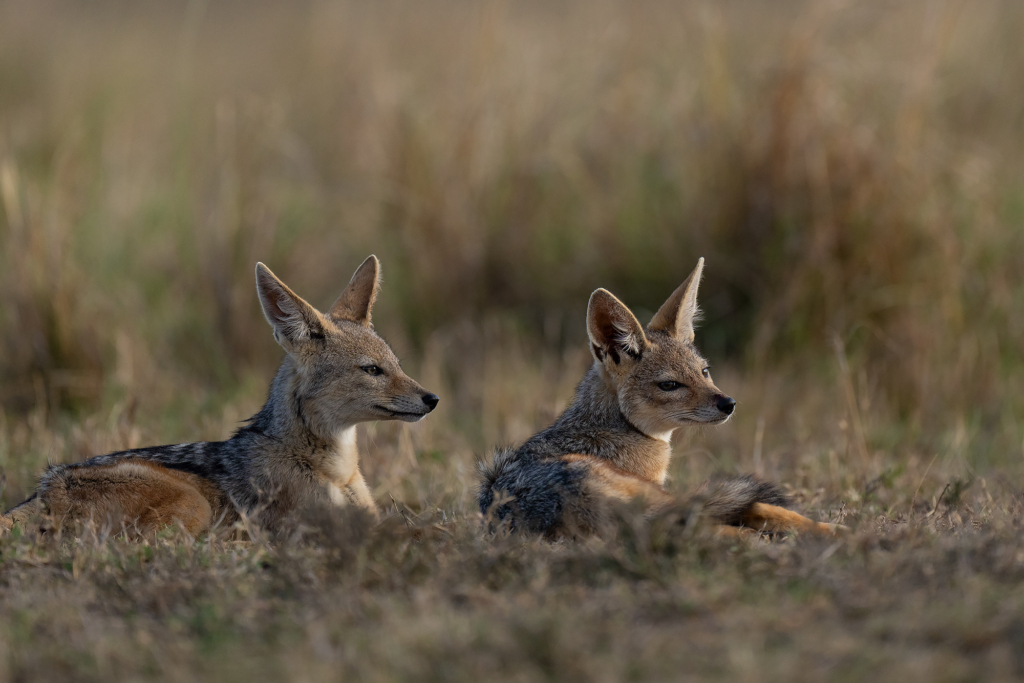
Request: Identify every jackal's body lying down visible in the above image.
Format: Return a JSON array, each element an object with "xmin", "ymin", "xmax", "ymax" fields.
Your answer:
[
  {"xmin": 479, "ymin": 259, "xmax": 837, "ymax": 538},
  {"xmin": 3, "ymin": 256, "xmax": 439, "ymax": 536}
]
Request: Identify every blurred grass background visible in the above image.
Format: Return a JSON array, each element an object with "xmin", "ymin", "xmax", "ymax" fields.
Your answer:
[
  {"xmin": 1, "ymin": 0, "xmax": 1023, "ymax": 500},
  {"xmin": 3, "ymin": 0, "xmax": 1024, "ymax": 679}
]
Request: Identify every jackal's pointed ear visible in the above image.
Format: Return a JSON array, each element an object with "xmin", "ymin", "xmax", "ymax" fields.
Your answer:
[
  {"xmin": 587, "ymin": 289, "xmax": 648, "ymax": 365},
  {"xmin": 329, "ymin": 255, "xmax": 380, "ymax": 327},
  {"xmin": 255, "ymin": 263, "xmax": 324, "ymax": 351},
  {"xmin": 648, "ymin": 257, "xmax": 704, "ymax": 342}
]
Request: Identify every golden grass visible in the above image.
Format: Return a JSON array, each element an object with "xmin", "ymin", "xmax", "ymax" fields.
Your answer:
[{"xmin": 2, "ymin": 0, "xmax": 1024, "ymax": 680}]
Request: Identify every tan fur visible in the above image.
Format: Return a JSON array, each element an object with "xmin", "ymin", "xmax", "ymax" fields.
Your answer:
[
  {"xmin": 558, "ymin": 454, "xmax": 672, "ymax": 505},
  {"xmin": 563, "ymin": 455, "xmax": 840, "ymax": 537},
  {"xmin": 40, "ymin": 460, "xmax": 219, "ymax": 537},
  {"xmin": 743, "ymin": 503, "xmax": 842, "ymax": 536}
]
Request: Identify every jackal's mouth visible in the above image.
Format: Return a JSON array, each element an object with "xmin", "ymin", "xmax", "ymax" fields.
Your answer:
[
  {"xmin": 373, "ymin": 404, "xmax": 428, "ymax": 421},
  {"xmin": 676, "ymin": 414, "xmax": 732, "ymax": 426}
]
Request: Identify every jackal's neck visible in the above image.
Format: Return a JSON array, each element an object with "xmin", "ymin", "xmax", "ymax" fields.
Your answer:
[
  {"xmin": 241, "ymin": 357, "xmax": 345, "ymax": 452},
  {"xmin": 546, "ymin": 363, "xmax": 673, "ymax": 484},
  {"xmin": 565, "ymin": 364, "xmax": 624, "ymax": 425}
]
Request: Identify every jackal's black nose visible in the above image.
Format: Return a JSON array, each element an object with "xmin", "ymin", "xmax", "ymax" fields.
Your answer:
[
  {"xmin": 422, "ymin": 393, "xmax": 440, "ymax": 411},
  {"xmin": 716, "ymin": 395, "xmax": 736, "ymax": 415}
]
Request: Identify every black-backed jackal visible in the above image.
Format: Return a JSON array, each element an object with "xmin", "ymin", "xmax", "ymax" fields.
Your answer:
[
  {"xmin": 2, "ymin": 256, "xmax": 439, "ymax": 536},
  {"xmin": 479, "ymin": 258, "xmax": 840, "ymax": 538}
]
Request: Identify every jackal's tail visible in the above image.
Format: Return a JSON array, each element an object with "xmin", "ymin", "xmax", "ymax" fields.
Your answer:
[
  {"xmin": 694, "ymin": 474, "xmax": 843, "ymax": 536},
  {"xmin": 477, "ymin": 447, "xmax": 518, "ymax": 517},
  {"xmin": 694, "ymin": 474, "xmax": 791, "ymax": 526}
]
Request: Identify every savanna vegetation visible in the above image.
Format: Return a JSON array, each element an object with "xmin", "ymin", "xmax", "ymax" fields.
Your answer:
[{"xmin": 1, "ymin": 0, "xmax": 1024, "ymax": 680}]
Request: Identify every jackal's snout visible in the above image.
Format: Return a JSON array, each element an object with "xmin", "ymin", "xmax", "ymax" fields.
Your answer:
[
  {"xmin": 422, "ymin": 393, "xmax": 440, "ymax": 411},
  {"xmin": 716, "ymin": 395, "xmax": 736, "ymax": 416}
]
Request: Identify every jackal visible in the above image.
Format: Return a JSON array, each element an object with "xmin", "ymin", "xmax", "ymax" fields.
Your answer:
[
  {"xmin": 478, "ymin": 258, "xmax": 838, "ymax": 538},
  {"xmin": 2, "ymin": 255, "xmax": 439, "ymax": 536}
]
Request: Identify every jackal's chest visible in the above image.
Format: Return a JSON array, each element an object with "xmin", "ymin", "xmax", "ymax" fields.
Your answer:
[
  {"xmin": 320, "ymin": 426, "xmax": 360, "ymax": 487},
  {"xmin": 606, "ymin": 439, "xmax": 673, "ymax": 487}
]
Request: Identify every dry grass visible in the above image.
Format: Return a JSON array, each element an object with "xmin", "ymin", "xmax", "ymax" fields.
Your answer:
[{"xmin": 2, "ymin": 0, "xmax": 1024, "ymax": 680}]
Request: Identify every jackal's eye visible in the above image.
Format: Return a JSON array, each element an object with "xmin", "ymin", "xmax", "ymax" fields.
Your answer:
[
  {"xmin": 362, "ymin": 365, "xmax": 383, "ymax": 376},
  {"xmin": 658, "ymin": 381, "xmax": 684, "ymax": 392},
  {"xmin": 702, "ymin": 368, "xmax": 711, "ymax": 379}
]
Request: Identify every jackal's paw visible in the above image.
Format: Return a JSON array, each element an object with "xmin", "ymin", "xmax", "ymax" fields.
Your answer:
[
  {"xmin": 816, "ymin": 521, "xmax": 849, "ymax": 536},
  {"xmin": 744, "ymin": 503, "xmax": 846, "ymax": 537},
  {"xmin": 714, "ymin": 524, "xmax": 761, "ymax": 539}
]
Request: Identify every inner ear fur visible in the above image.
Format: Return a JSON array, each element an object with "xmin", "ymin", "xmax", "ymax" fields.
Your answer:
[
  {"xmin": 330, "ymin": 255, "xmax": 381, "ymax": 327},
  {"xmin": 255, "ymin": 263, "xmax": 324, "ymax": 348},
  {"xmin": 587, "ymin": 289, "xmax": 648, "ymax": 364},
  {"xmin": 648, "ymin": 257, "xmax": 704, "ymax": 342}
]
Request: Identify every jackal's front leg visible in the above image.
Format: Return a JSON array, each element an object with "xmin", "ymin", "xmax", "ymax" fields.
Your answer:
[{"xmin": 328, "ymin": 469, "xmax": 380, "ymax": 521}]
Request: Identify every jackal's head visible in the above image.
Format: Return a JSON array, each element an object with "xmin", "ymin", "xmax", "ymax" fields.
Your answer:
[
  {"xmin": 254, "ymin": 256, "xmax": 439, "ymax": 436},
  {"xmin": 587, "ymin": 258, "xmax": 735, "ymax": 438}
]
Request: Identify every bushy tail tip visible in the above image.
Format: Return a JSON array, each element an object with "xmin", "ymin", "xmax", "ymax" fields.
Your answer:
[{"xmin": 694, "ymin": 473, "xmax": 791, "ymax": 527}]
